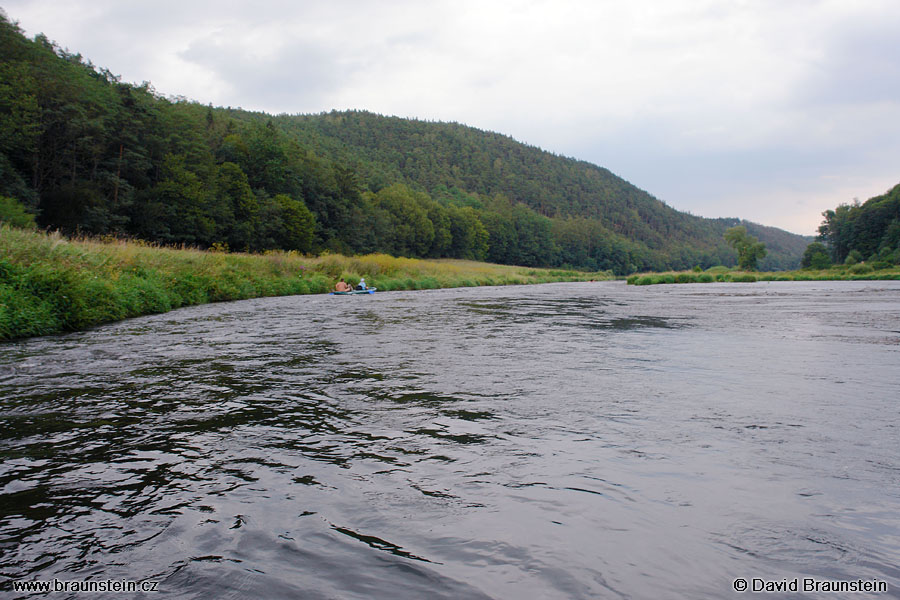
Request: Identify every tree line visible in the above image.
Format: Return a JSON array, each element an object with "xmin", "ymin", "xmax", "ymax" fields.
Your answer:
[{"xmin": 811, "ymin": 184, "xmax": 900, "ymax": 267}]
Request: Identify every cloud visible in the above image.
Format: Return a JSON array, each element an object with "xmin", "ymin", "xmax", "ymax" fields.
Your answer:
[
  {"xmin": 179, "ymin": 34, "xmax": 355, "ymax": 112},
  {"xmin": 795, "ymin": 9, "xmax": 900, "ymax": 107}
]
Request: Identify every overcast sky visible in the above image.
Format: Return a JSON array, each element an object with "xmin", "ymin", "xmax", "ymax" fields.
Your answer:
[{"xmin": 5, "ymin": 0, "xmax": 899, "ymax": 235}]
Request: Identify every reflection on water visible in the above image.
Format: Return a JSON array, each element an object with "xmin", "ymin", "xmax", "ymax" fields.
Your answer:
[{"xmin": 1, "ymin": 281, "xmax": 900, "ymax": 599}]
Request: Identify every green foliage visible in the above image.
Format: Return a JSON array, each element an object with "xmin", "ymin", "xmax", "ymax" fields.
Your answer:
[
  {"xmin": 724, "ymin": 226, "xmax": 767, "ymax": 270},
  {"xmin": 446, "ymin": 204, "xmax": 488, "ymax": 260},
  {"xmin": 844, "ymin": 249, "xmax": 863, "ymax": 265},
  {"xmin": 705, "ymin": 265, "xmax": 730, "ymax": 274},
  {"xmin": 0, "ymin": 195, "xmax": 37, "ymax": 228},
  {"xmin": 818, "ymin": 185, "xmax": 900, "ymax": 263},
  {"xmin": 272, "ymin": 194, "xmax": 315, "ymax": 252},
  {"xmin": 215, "ymin": 161, "xmax": 256, "ymax": 248},
  {"xmin": 371, "ymin": 184, "xmax": 435, "ymax": 257},
  {"xmin": 801, "ymin": 242, "xmax": 831, "ymax": 269}
]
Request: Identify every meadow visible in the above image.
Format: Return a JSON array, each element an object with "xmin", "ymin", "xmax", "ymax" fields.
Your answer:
[{"xmin": 0, "ymin": 226, "xmax": 610, "ymax": 340}]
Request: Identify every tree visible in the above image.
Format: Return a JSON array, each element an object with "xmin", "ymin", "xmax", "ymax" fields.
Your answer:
[
  {"xmin": 215, "ymin": 161, "xmax": 256, "ymax": 249},
  {"xmin": 0, "ymin": 195, "xmax": 37, "ymax": 228},
  {"xmin": 447, "ymin": 204, "xmax": 488, "ymax": 260},
  {"xmin": 724, "ymin": 225, "xmax": 767, "ymax": 270},
  {"xmin": 273, "ymin": 193, "xmax": 315, "ymax": 252},
  {"xmin": 815, "ymin": 185, "xmax": 900, "ymax": 266},
  {"xmin": 0, "ymin": 59, "xmax": 40, "ymax": 206},
  {"xmin": 801, "ymin": 242, "xmax": 831, "ymax": 269},
  {"xmin": 131, "ymin": 153, "xmax": 212, "ymax": 244},
  {"xmin": 843, "ymin": 249, "xmax": 863, "ymax": 266},
  {"xmin": 371, "ymin": 183, "xmax": 435, "ymax": 257}
]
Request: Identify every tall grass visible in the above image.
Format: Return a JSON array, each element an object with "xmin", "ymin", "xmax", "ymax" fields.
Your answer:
[{"xmin": 0, "ymin": 227, "xmax": 611, "ymax": 340}]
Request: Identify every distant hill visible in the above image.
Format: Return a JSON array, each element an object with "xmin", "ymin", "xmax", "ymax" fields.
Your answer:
[{"xmin": 0, "ymin": 13, "xmax": 808, "ymax": 273}]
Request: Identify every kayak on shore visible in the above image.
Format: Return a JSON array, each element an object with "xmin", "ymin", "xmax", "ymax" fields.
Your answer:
[{"xmin": 330, "ymin": 288, "xmax": 377, "ymax": 295}]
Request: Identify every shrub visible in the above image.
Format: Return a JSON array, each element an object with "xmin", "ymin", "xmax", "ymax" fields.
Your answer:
[
  {"xmin": 380, "ymin": 277, "xmax": 405, "ymax": 291},
  {"xmin": 802, "ymin": 242, "xmax": 832, "ymax": 269},
  {"xmin": 844, "ymin": 250, "xmax": 863, "ymax": 266},
  {"xmin": 0, "ymin": 196, "xmax": 37, "ymax": 229},
  {"xmin": 291, "ymin": 279, "xmax": 310, "ymax": 295},
  {"xmin": 304, "ymin": 274, "xmax": 332, "ymax": 294},
  {"xmin": 0, "ymin": 258, "xmax": 22, "ymax": 285},
  {"xmin": 732, "ymin": 273, "xmax": 758, "ymax": 283},
  {"xmin": 169, "ymin": 273, "xmax": 208, "ymax": 305},
  {"xmin": 849, "ymin": 263, "xmax": 873, "ymax": 274}
]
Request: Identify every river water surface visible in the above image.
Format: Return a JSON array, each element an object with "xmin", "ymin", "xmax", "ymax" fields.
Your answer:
[{"xmin": 2, "ymin": 281, "xmax": 899, "ymax": 599}]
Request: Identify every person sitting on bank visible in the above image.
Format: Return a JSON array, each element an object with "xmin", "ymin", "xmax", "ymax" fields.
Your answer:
[{"xmin": 334, "ymin": 278, "xmax": 352, "ymax": 292}]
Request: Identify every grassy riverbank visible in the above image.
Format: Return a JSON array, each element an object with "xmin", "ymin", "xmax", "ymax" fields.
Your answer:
[
  {"xmin": 626, "ymin": 264, "xmax": 900, "ymax": 285},
  {"xmin": 0, "ymin": 226, "xmax": 610, "ymax": 341}
]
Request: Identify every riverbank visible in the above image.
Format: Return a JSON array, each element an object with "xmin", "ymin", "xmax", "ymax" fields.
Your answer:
[
  {"xmin": 626, "ymin": 264, "xmax": 900, "ymax": 285},
  {"xmin": 0, "ymin": 226, "xmax": 610, "ymax": 341}
]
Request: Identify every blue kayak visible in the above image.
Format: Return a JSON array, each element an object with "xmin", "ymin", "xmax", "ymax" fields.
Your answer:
[{"xmin": 330, "ymin": 288, "xmax": 377, "ymax": 295}]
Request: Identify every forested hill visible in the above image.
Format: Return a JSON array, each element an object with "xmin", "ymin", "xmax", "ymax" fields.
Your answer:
[
  {"xmin": 233, "ymin": 109, "xmax": 810, "ymax": 270},
  {"xmin": 273, "ymin": 111, "xmax": 711, "ymax": 242},
  {"xmin": 0, "ymin": 14, "xmax": 808, "ymax": 273}
]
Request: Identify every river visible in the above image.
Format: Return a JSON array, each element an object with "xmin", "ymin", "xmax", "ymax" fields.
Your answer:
[{"xmin": 1, "ymin": 280, "xmax": 899, "ymax": 599}]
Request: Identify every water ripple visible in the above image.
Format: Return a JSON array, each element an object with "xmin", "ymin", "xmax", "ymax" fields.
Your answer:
[{"xmin": 1, "ymin": 281, "xmax": 899, "ymax": 598}]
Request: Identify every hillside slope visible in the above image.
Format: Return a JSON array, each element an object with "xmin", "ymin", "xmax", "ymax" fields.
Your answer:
[{"xmin": 258, "ymin": 110, "xmax": 809, "ymax": 269}]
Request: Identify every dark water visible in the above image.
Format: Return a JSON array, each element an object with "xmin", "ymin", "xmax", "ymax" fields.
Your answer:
[{"xmin": 2, "ymin": 281, "xmax": 899, "ymax": 599}]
